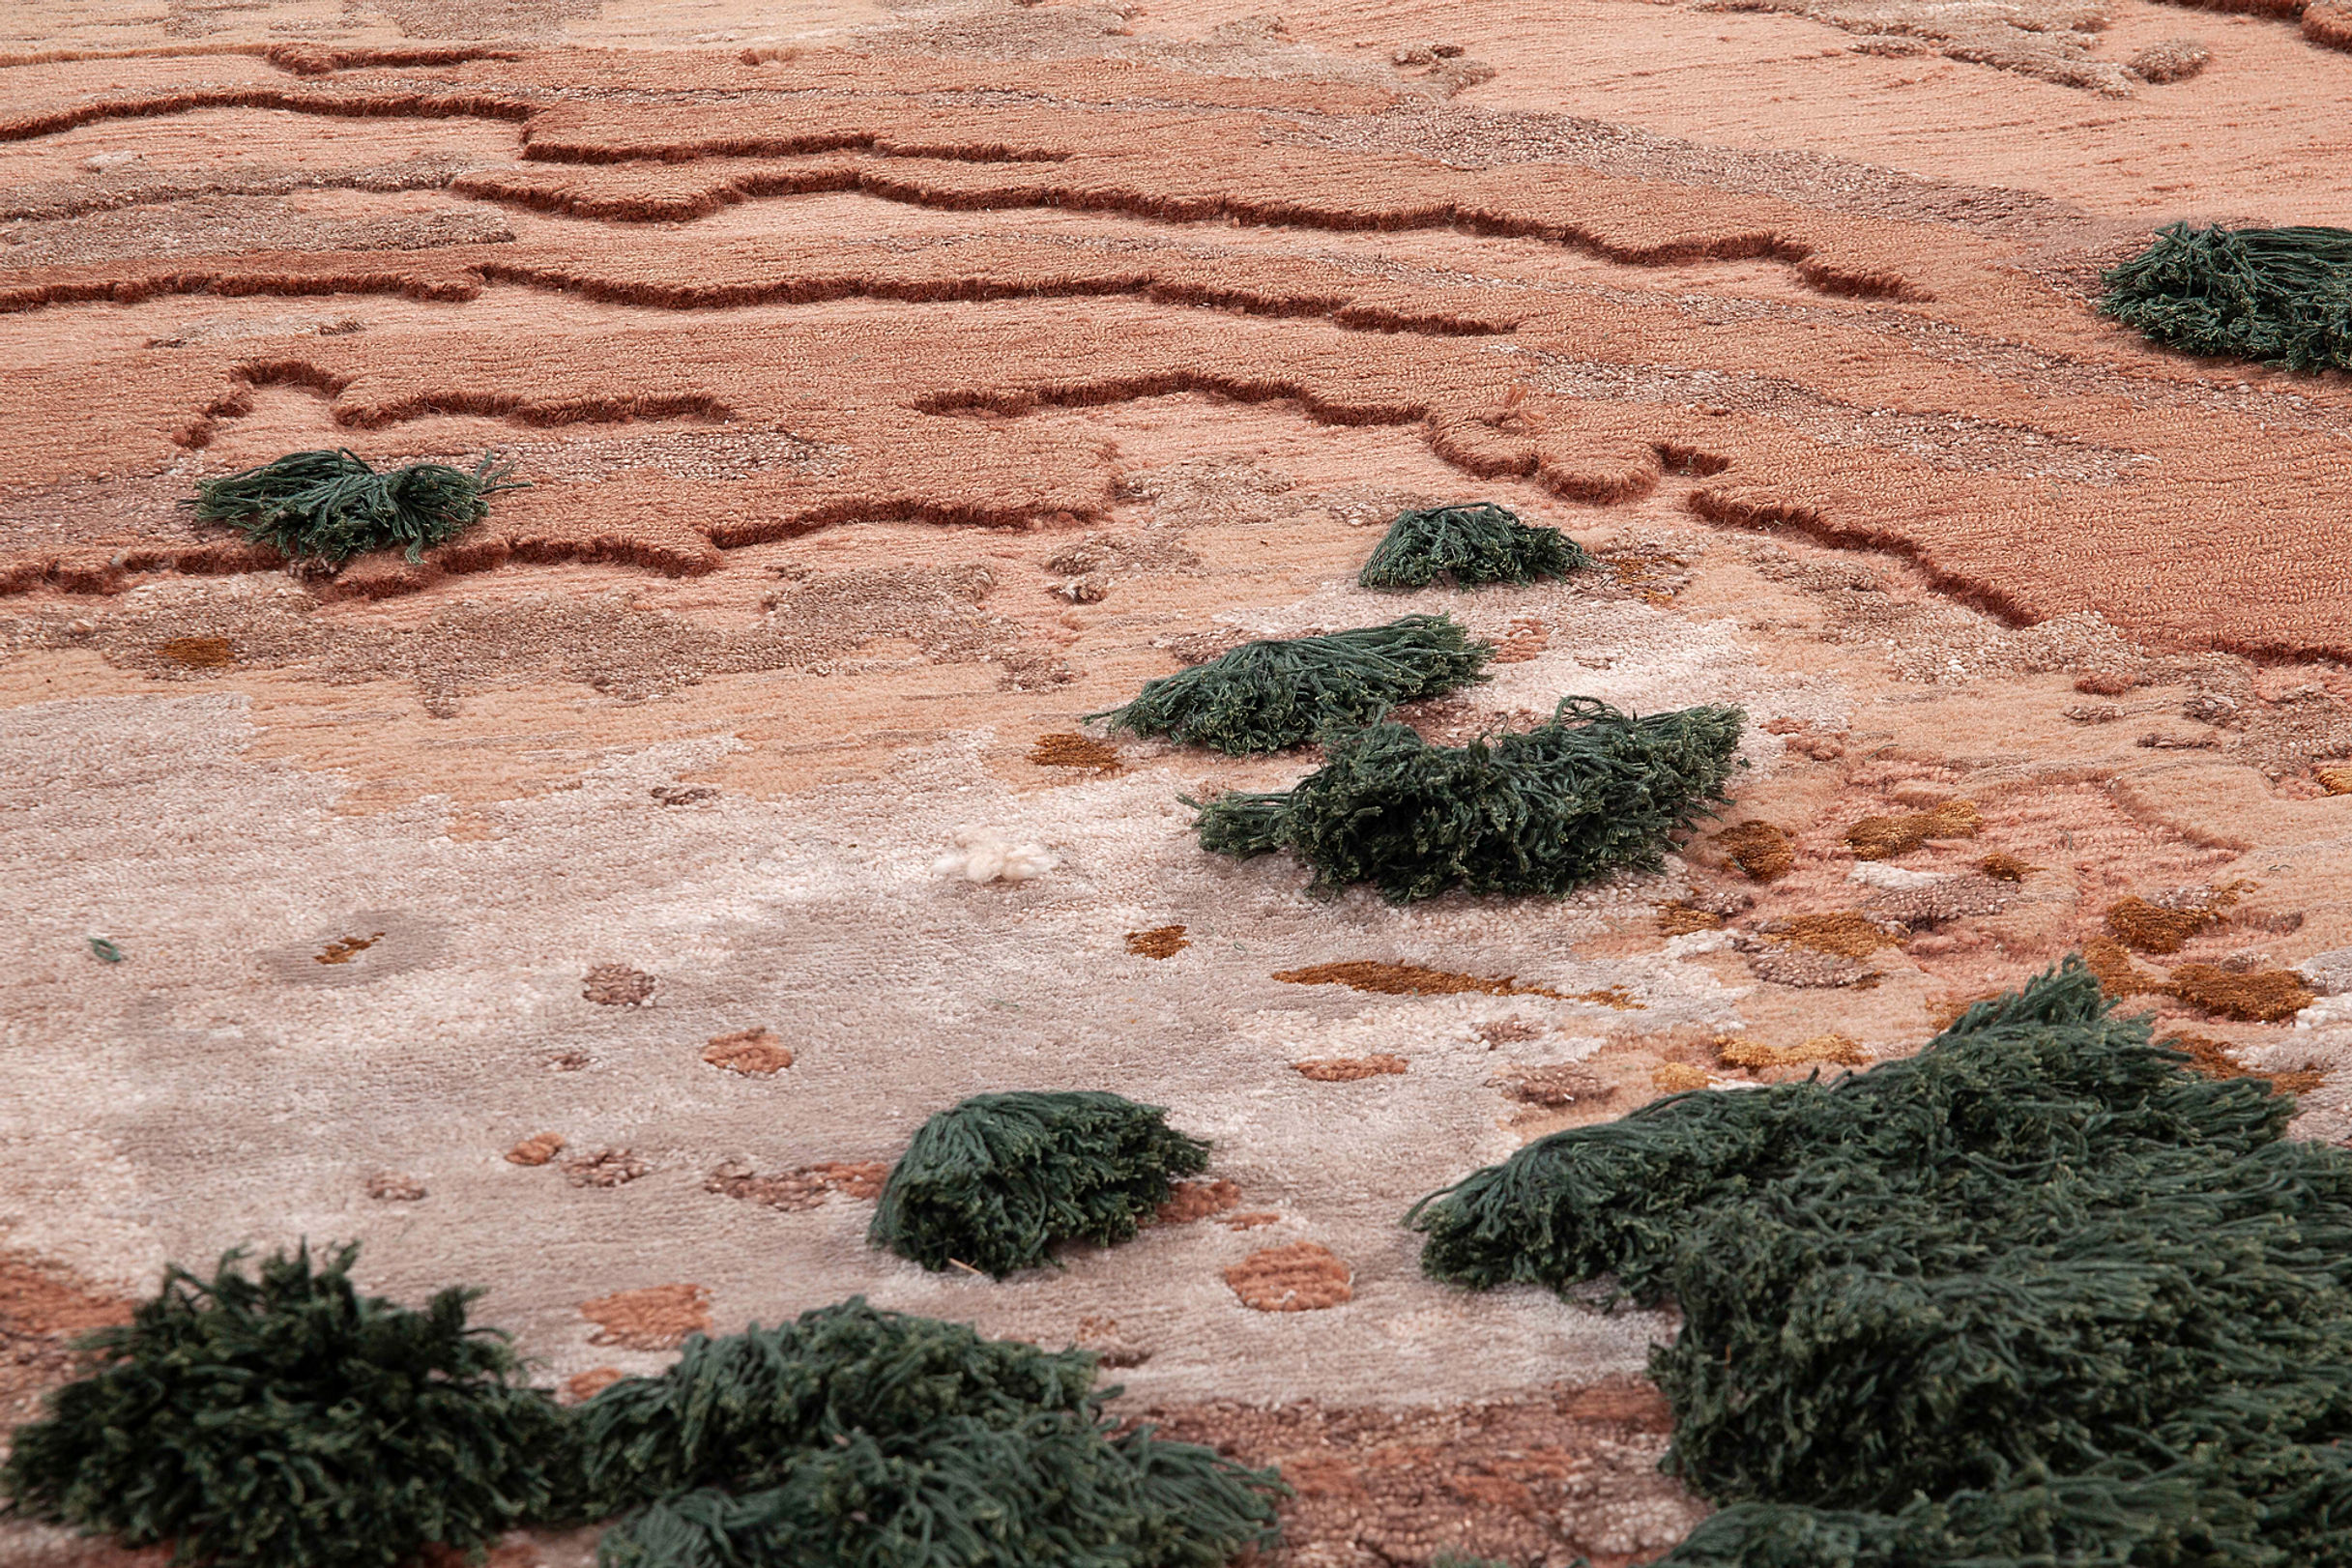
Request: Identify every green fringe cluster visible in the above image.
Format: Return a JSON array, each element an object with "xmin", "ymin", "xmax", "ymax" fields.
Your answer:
[
  {"xmin": 2100, "ymin": 222, "xmax": 2352, "ymax": 371},
  {"xmin": 1086, "ymin": 615, "xmax": 1494, "ymax": 755},
  {"xmin": 1357, "ymin": 502, "xmax": 1592, "ymax": 591},
  {"xmin": 868, "ymin": 1091, "xmax": 1211, "ymax": 1278},
  {"xmin": 582, "ymin": 1299, "xmax": 1282, "ymax": 1568},
  {"xmin": 183, "ymin": 449, "xmax": 529, "ymax": 564},
  {"xmin": 4, "ymin": 1267, "xmax": 1279, "ymax": 1568},
  {"xmin": 1192, "ymin": 696, "xmax": 1744, "ymax": 904},
  {"xmin": 1408, "ymin": 957, "xmax": 2352, "ymax": 1568},
  {"xmin": 0, "ymin": 1243, "xmax": 572, "ymax": 1568}
]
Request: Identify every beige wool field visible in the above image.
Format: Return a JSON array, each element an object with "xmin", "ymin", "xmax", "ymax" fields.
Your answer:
[{"xmin": 5, "ymin": 0, "xmax": 2352, "ymax": 1560}]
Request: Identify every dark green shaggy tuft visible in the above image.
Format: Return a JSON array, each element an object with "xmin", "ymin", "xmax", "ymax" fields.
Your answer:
[
  {"xmin": 1192, "ymin": 696, "xmax": 1744, "ymax": 904},
  {"xmin": 576, "ymin": 1297, "xmax": 1097, "ymax": 1516},
  {"xmin": 868, "ymin": 1091, "xmax": 1211, "ymax": 1278},
  {"xmin": 2100, "ymin": 222, "xmax": 2352, "ymax": 371},
  {"xmin": 1085, "ymin": 615, "xmax": 1494, "ymax": 755},
  {"xmin": 1357, "ymin": 502, "xmax": 1593, "ymax": 590},
  {"xmin": 581, "ymin": 1298, "xmax": 1284, "ymax": 1568},
  {"xmin": 183, "ymin": 449, "xmax": 530, "ymax": 565},
  {"xmin": 1408, "ymin": 957, "xmax": 2352, "ymax": 1568},
  {"xmin": 0, "ymin": 1242, "xmax": 571, "ymax": 1568}
]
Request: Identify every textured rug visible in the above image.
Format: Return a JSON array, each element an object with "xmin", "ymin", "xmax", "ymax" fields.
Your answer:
[{"xmin": 5, "ymin": 0, "xmax": 2352, "ymax": 1562}]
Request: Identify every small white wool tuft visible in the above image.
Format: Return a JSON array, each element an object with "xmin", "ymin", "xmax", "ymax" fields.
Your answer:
[
  {"xmin": 1849, "ymin": 861, "xmax": 1947, "ymax": 890},
  {"xmin": 1662, "ymin": 929, "xmax": 1735, "ymax": 958},
  {"xmin": 932, "ymin": 828, "xmax": 1056, "ymax": 884}
]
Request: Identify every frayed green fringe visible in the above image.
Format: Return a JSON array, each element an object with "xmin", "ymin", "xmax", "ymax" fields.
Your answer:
[
  {"xmin": 576, "ymin": 1298, "xmax": 1097, "ymax": 1516},
  {"xmin": 868, "ymin": 1091, "xmax": 1210, "ymax": 1277},
  {"xmin": 183, "ymin": 449, "xmax": 530, "ymax": 564},
  {"xmin": 583, "ymin": 1299, "xmax": 1283, "ymax": 1568},
  {"xmin": 2100, "ymin": 222, "xmax": 2352, "ymax": 372},
  {"xmin": 1358, "ymin": 502, "xmax": 1592, "ymax": 590},
  {"xmin": 598, "ymin": 1414, "xmax": 1282, "ymax": 1568},
  {"xmin": 1408, "ymin": 956, "xmax": 2352, "ymax": 1568},
  {"xmin": 8, "ymin": 1281, "xmax": 1282, "ymax": 1568},
  {"xmin": 1190, "ymin": 696, "xmax": 1744, "ymax": 904},
  {"xmin": 1086, "ymin": 615, "xmax": 1494, "ymax": 755},
  {"xmin": 0, "ymin": 1242, "xmax": 571, "ymax": 1568}
]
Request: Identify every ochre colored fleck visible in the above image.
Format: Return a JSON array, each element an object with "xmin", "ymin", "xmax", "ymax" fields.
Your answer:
[
  {"xmin": 564, "ymin": 1148, "xmax": 650, "ymax": 1187},
  {"xmin": 314, "ymin": 931, "xmax": 384, "ymax": 966},
  {"xmin": 580, "ymin": 1283, "xmax": 711, "ymax": 1350},
  {"xmin": 2085, "ymin": 938, "xmax": 2164, "ymax": 997},
  {"xmin": 2087, "ymin": 942, "xmax": 2313, "ymax": 1023},
  {"xmin": 565, "ymin": 1367, "xmax": 626, "ymax": 1404},
  {"xmin": 2105, "ymin": 893, "xmax": 2230, "ymax": 954},
  {"xmin": 1490, "ymin": 618, "xmax": 1550, "ymax": 664},
  {"xmin": 805, "ymin": 1160, "xmax": 889, "ymax": 1200},
  {"xmin": 703, "ymin": 1027, "xmax": 794, "ymax": 1075},
  {"xmin": 1657, "ymin": 902, "xmax": 1724, "ymax": 936},
  {"xmin": 2165, "ymin": 966, "xmax": 2314, "ymax": 1024},
  {"xmin": 160, "ymin": 635, "xmax": 234, "ymax": 668},
  {"xmin": 1719, "ymin": 1034, "xmax": 1868, "ymax": 1070},
  {"xmin": 1274, "ymin": 961, "xmax": 1560, "ymax": 998},
  {"xmin": 584, "ymin": 964, "xmax": 656, "ymax": 1006},
  {"xmin": 1717, "ymin": 821, "xmax": 1794, "ymax": 882},
  {"xmin": 364, "ymin": 1173, "xmax": 426, "ymax": 1202},
  {"xmin": 506, "ymin": 1132, "xmax": 566, "ymax": 1167},
  {"xmin": 1292, "ymin": 1055, "xmax": 1408, "ymax": 1082},
  {"xmin": 1156, "ymin": 1178, "xmax": 1243, "ymax": 1223},
  {"xmin": 1028, "ymin": 733, "xmax": 1122, "ymax": 770},
  {"xmin": 706, "ymin": 1159, "xmax": 886, "ymax": 1209},
  {"xmin": 1225, "ymin": 1242, "xmax": 1352, "ymax": 1312},
  {"xmin": 1844, "ymin": 799, "xmax": 1981, "ymax": 860},
  {"xmin": 1490, "ymin": 1062, "xmax": 1611, "ymax": 1108},
  {"xmin": 1760, "ymin": 912, "xmax": 1905, "ymax": 958},
  {"xmin": 1125, "ymin": 925, "xmax": 1190, "ymax": 959}
]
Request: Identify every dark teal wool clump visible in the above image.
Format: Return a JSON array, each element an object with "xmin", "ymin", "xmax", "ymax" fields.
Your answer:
[
  {"xmin": 1086, "ymin": 614, "xmax": 1494, "ymax": 755},
  {"xmin": 183, "ymin": 448, "xmax": 529, "ymax": 564},
  {"xmin": 1408, "ymin": 957, "xmax": 2352, "ymax": 1568},
  {"xmin": 9, "ymin": 1273, "xmax": 1281, "ymax": 1568},
  {"xmin": 583, "ymin": 1299, "xmax": 1284, "ymax": 1568},
  {"xmin": 2100, "ymin": 222, "xmax": 2352, "ymax": 371},
  {"xmin": 0, "ymin": 1243, "xmax": 571, "ymax": 1568},
  {"xmin": 868, "ymin": 1091, "xmax": 1211, "ymax": 1277},
  {"xmin": 1357, "ymin": 502, "xmax": 1593, "ymax": 590},
  {"xmin": 576, "ymin": 1298, "xmax": 1096, "ymax": 1514},
  {"xmin": 1193, "ymin": 696, "xmax": 1744, "ymax": 904}
]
